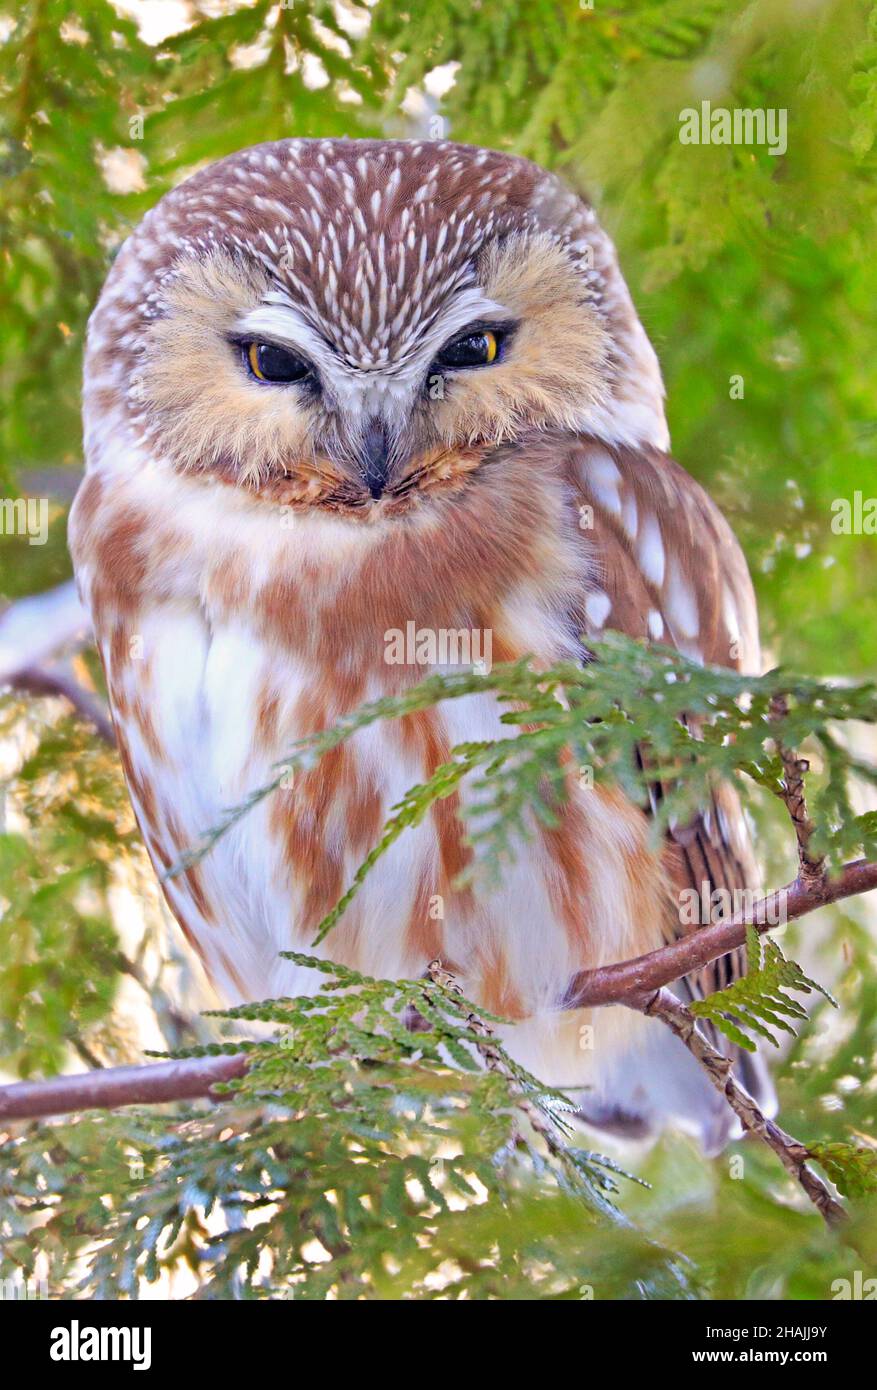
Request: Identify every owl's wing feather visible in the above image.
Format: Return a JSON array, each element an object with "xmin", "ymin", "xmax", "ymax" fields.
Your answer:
[{"xmin": 567, "ymin": 438, "xmax": 775, "ymax": 1146}]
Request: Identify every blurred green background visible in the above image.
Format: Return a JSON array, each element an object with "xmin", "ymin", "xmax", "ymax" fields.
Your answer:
[{"xmin": 1, "ymin": 0, "xmax": 877, "ymax": 1298}]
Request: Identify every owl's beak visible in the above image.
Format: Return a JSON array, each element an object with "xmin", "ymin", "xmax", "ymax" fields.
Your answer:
[{"xmin": 359, "ymin": 418, "xmax": 392, "ymax": 499}]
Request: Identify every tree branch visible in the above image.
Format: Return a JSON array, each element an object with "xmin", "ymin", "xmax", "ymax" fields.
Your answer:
[
  {"xmin": 426, "ymin": 959, "xmax": 571, "ymax": 1168},
  {"xmin": 0, "ymin": 1054, "xmax": 248, "ymax": 1121},
  {"xmin": 770, "ymin": 692, "xmax": 825, "ymax": 886},
  {"xmin": 565, "ymin": 857, "xmax": 877, "ymax": 1009},
  {"xmin": 638, "ymin": 987, "xmax": 845, "ymax": 1227},
  {"xmin": 8, "ymin": 664, "xmax": 115, "ymax": 745},
  {"xmin": 2, "ymin": 859, "xmax": 876, "ymax": 1125}
]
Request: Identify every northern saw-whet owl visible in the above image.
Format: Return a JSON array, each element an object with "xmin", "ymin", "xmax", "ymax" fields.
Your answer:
[{"xmin": 70, "ymin": 139, "xmax": 773, "ymax": 1150}]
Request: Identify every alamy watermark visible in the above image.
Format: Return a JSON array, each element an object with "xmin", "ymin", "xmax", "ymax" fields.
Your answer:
[
  {"xmin": 679, "ymin": 881, "xmax": 788, "ymax": 928},
  {"xmin": 1, "ymin": 1274, "xmax": 48, "ymax": 1300},
  {"xmin": 0, "ymin": 496, "xmax": 48, "ymax": 546},
  {"xmin": 384, "ymin": 622, "xmax": 493, "ymax": 674},
  {"xmin": 679, "ymin": 101, "xmax": 787, "ymax": 158},
  {"xmin": 831, "ymin": 492, "xmax": 877, "ymax": 535},
  {"xmin": 50, "ymin": 1321, "xmax": 152, "ymax": 1370},
  {"xmin": 831, "ymin": 1271, "xmax": 876, "ymax": 1299}
]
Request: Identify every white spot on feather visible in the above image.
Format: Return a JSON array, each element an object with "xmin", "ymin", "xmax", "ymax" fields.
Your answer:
[
  {"xmin": 585, "ymin": 588, "xmax": 612, "ymax": 630},
  {"xmin": 579, "ymin": 448, "xmax": 622, "ymax": 517},
  {"xmin": 664, "ymin": 558, "xmax": 700, "ymax": 641},
  {"xmin": 637, "ymin": 513, "xmax": 665, "ymax": 587}
]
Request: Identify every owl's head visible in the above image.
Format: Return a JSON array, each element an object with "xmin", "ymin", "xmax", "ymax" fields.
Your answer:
[{"xmin": 85, "ymin": 139, "xmax": 667, "ymax": 513}]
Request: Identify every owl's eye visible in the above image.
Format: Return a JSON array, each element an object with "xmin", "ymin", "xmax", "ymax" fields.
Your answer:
[
  {"xmin": 244, "ymin": 341, "xmax": 311, "ymax": 384},
  {"xmin": 436, "ymin": 329, "xmax": 500, "ymax": 370}
]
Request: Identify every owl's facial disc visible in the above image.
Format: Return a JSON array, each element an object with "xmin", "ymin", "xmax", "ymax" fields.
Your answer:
[
  {"xmin": 133, "ymin": 232, "xmax": 610, "ymax": 513},
  {"xmin": 127, "ymin": 146, "xmax": 616, "ymax": 513},
  {"xmin": 226, "ymin": 309, "xmax": 519, "ymax": 499},
  {"xmin": 92, "ymin": 140, "xmax": 671, "ymax": 509}
]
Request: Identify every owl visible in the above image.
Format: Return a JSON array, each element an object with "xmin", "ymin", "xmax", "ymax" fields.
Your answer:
[{"xmin": 70, "ymin": 138, "xmax": 772, "ymax": 1150}]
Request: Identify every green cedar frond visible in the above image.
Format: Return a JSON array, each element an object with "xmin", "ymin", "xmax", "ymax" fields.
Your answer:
[
  {"xmin": 168, "ymin": 637, "xmax": 877, "ymax": 945},
  {"xmin": 690, "ymin": 925, "xmax": 836, "ymax": 1052},
  {"xmin": 807, "ymin": 1139, "xmax": 877, "ymax": 1198},
  {"xmin": 2, "ymin": 951, "xmax": 685, "ymax": 1300}
]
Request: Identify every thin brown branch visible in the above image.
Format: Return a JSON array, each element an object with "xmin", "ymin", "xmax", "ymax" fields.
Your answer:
[
  {"xmin": 426, "ymin": 960, "xmax": 570, "ymax": 1164},
  {"xmin": 0, "ymin": 1054, "xmax": 249, "ymax": 1121},
  {"xmin": 566, "ymin": 857, "xmax": 877, "ymax": 1009},
  {"xmin": 8, "ymin": 664, "xmax": 115, "ymax": 745},
  {"xmin": 769, "ymin": 693, "xmax": 825, "ymax": 885},
  {"xmin": 638, "ymin": 987, "xmax": 845, "ymax": 1227}
]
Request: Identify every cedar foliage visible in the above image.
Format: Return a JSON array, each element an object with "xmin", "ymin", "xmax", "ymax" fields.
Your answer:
[{"xmin": 689, "ymin": 924, "xmax": 833, "ymax": 1052}]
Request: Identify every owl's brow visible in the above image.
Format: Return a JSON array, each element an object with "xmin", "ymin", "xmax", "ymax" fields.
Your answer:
[
  {"xmin": 232, "ymin": 303, "xmax": 329, "ymax": 364},
  {"xmin": 235, "ymin": 285, "xmax": 518, "ymax": 382}
]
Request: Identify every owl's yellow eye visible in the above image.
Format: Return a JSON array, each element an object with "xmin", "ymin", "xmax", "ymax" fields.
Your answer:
[
  {"xmin": 244, "ymin": 341, "xmax": 310, "ymax": 383},
  {"xmin": 436, "ymin": 329, "xmax": 501, "ymax": 370}
]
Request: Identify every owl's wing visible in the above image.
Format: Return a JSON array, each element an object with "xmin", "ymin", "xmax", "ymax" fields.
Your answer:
[{"xmin": 566, "ymin": 437, "xmax": 776, "ymax": 1149}]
